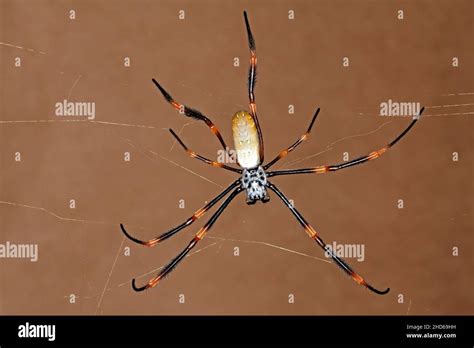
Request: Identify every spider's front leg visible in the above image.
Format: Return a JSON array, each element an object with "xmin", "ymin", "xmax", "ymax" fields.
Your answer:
[
  {"xmin": 120, "ymin": 179, "xmax": 240, "ymax": 247},
  {"xmin": 131, "ymin": 186, "xmax": 244, "ymax": 292},
  {"xmin": 266, "ymin": 181, "xmax": 389, "ymax": 295}
]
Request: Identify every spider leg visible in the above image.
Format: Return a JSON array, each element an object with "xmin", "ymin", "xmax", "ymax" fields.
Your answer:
[
  {"xmin": 169, "ymin": 129, "xmax": 242, "ymax": 174},
  {"xmin": 263, "ymin": 108, "xmax": 320, "ymax": 170},
  {"xmin": 267, "ymin": 108, "xmax": 423, "ymax": 178},
  {"xmin": 267, "ymin": 182, "xmax": 389, "ymax": 295},
  {"xmin": 243, "ymin": 11, "xmax": 264, "ymax": 163},
  {"xmin": 120, "ymin": 179, "xmax": 241, "ymax": 247},
  {"xmin": 131, "ymin": 186, "xmax": 244, "ymax": 292},
  {"xmin": 152, "ymin": 78, "xmax": 228, "ymax": 151}
]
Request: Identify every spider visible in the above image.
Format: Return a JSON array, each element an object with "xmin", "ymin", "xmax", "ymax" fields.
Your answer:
[{"xmin": 120, "ymin": 11, "xmax": 424, "ymax": 295}]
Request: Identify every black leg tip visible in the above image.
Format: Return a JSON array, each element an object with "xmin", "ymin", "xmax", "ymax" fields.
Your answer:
[
  {"xmin": 131, "ymin": 279, "xmax": 147, "ymax": 292},
  {"xmin": 374, "ymin": 287, "xmax": 390, "ymax": 295},
  {"xmin": 119, "ymin": 223, "xmax": 127, "ymax": 235},
  {"xmin": 120, "ymin": 223, "xmax": 134, "ymax": 240},
  {"xmin": 151, "ymin": 78, "xmax": 164, "ymax": 90},
  {"xmin": 120, "ymin": 223, "xmax": 148, "ymax": 246}
]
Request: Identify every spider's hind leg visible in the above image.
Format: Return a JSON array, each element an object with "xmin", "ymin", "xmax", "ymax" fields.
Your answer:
[{"xmin": 152, "ymin": 78, "xmax": 229, "ymax": 151}]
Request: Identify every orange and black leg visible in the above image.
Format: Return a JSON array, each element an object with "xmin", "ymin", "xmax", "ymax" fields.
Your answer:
[
  {"xmin": 264, "ymin": 108, "xmax": 320, "ymax": 170},
  {"xmin": 243, "ymin": 11, "xmax": 264, "ymax": 162},
  {"xmin": 120, "ymin": 179, "xmax": 241, "ymax": 248},
  {"xmin": 267, "ymin": 108, "xmax": 423, "ymax": 178},
  {"xmin": 169, "ymin": 129, "xmax": 242, "ymax": 173},
  {"xmin": 267, "ymin": 182, "xmax": 389, "ymax": 295},
  {"xmin": 152, "ymin": 78, "xmax": 228, "ymax": 151},
  {"xmin": 131, "ymin": 186, "xmax": 244, "ymax": 292}
]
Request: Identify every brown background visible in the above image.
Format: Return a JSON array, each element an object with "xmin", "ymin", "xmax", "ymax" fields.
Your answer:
[{"xmin": 0, "ymin": 0, "xmax": 472, "ymax": 315}]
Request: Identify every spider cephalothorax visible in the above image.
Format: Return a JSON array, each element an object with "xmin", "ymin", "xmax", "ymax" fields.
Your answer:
[
  {"xmin": 120, "ymin": 10, "xmax": 424, "ymax": 295},
  {"xmin": 241, "ymin": 166, "xmax": 269, "ymax": 204}
]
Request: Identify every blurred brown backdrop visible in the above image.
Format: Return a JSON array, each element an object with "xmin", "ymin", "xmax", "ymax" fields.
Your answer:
[{"xmin": 0, "ymin": 0, "xmax": 472, "ymax": 315}]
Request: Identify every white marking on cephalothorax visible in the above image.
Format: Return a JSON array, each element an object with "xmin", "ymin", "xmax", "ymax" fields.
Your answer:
[{"xmin": 241, "ymin": 166, "xmax": 269, "ymax": 203}]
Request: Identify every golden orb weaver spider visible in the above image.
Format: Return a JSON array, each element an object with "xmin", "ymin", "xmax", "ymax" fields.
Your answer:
[{"xmin": 120, "ymin": 11, "xmax": 424, "ymax": 294}]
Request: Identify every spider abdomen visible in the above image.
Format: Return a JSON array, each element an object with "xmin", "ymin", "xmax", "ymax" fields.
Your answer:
[{"xmin": 232, "ymin": 110, "xmax": 260, "ymax": 169}]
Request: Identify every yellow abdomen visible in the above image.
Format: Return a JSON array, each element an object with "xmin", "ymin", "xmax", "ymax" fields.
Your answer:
[{"xmin": 232, "ymin": 111, "xmax": 260, "ymax": 169}]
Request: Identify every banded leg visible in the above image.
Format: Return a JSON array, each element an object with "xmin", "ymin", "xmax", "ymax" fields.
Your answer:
[
  {"xmin": 243, "ymin": 11, "xmax": 264, "ymax": 162},
  {"xmin": 268, "ymin": 108, "xmax": 423, "ymax": 178},
  {"xmin": 169, "ymin": 129, "xmax": 242, "ymax": 173},
  {"xmin": 152, "ymin": 78, "xmax": 228, "ymax": 151},
  {"xmin": 132, "ymin": 187, "xmax": 244, "ymax": 291},
  {"xmin": 267, "ymin": 182, "xmax": 389, "ymax": 295},
  {"xmin": 120, "ymin": 179, "xmax": 240, "ymax": 247},
  {"xmin": 263, "ymin": 108, "xmax": 320, "ymax": 170}
]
